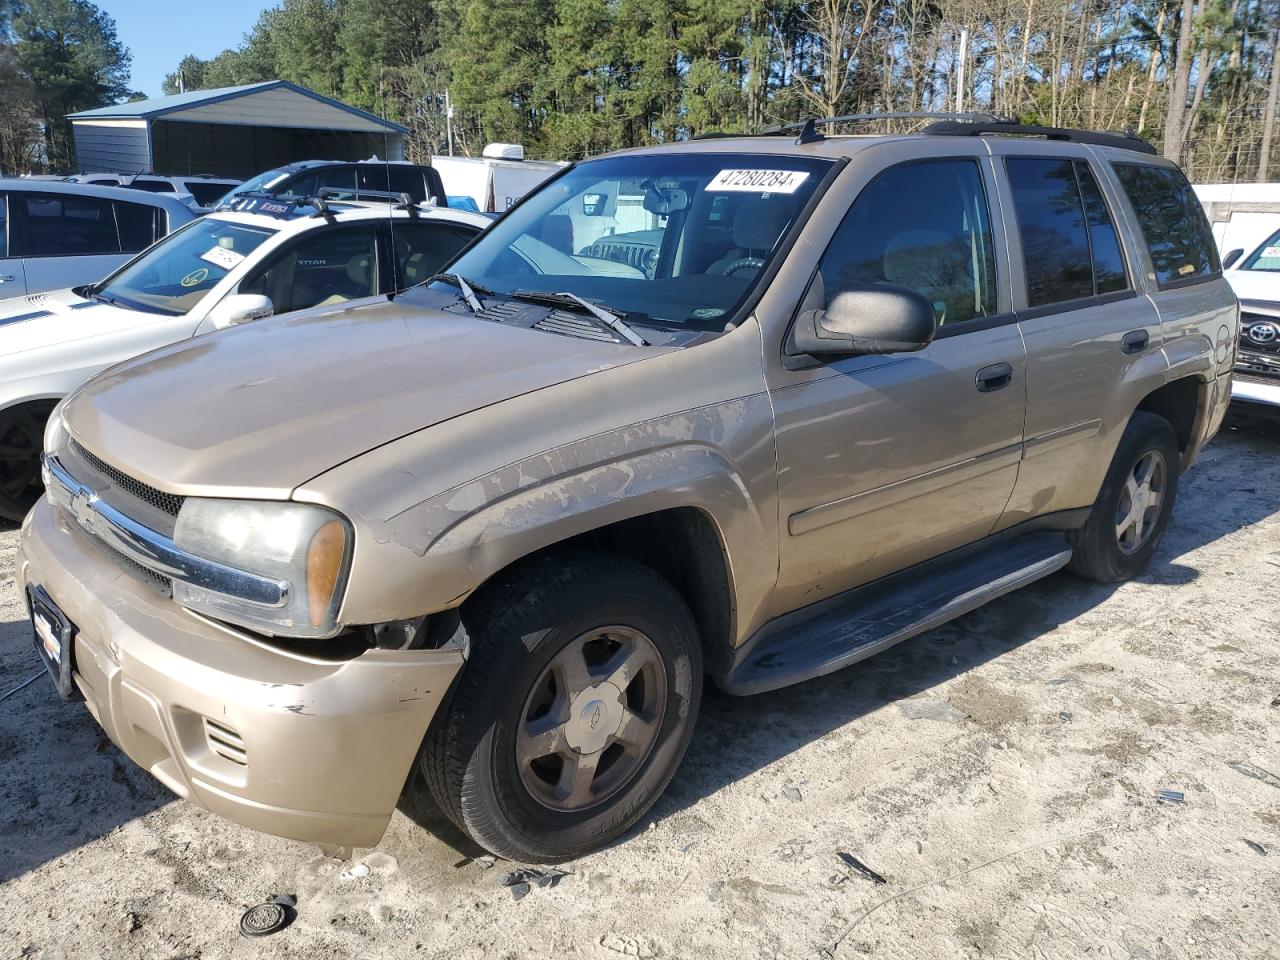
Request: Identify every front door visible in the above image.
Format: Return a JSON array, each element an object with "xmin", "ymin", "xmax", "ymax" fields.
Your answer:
[{"xmin": 768, "ymin": 151, "xmax": 1027, "ymax": 615}]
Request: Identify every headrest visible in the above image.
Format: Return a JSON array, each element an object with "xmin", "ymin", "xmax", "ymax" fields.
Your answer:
[
  {"xmin": 346, "ymin": 252, "xmax": 372, "ymax": 285},
  {"xmin": 732, "ymin": 198, "xmax": 792, "ymax": 250}
]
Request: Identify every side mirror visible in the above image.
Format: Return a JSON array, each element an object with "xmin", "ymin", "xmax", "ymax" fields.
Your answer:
[
  {"xmin": 790, "ymin": 285, "xmax": 937, "ymax": 358},
  {"xmin": 1222, "ymin": 248, "xmax": 1244, "ymax": 269},
  {"xmin": 207, "ymin": 294, "xmax": 274, "ymax": 330}
]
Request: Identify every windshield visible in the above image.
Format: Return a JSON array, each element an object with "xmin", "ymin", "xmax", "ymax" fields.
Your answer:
[
  {"xmin": 94, "ymin": 217, "xmax": 275, "ymax": 315},
  {"xmin": 442, "ymin": 153, "xmax": 833, "ymax": 331},
  {"xmin": 1241, "ymin": 228, "xmax": 1280, "ymax": 272},
  {"xmin": 215, "ymin": 169, "xmax": 290, "ymax": 206}
]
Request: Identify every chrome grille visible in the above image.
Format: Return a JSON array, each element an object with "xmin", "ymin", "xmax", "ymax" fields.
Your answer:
[
  {"xmin": 69, "ymin": 440, "xmax": 185, "ymax": 517},
  {"xmin": 583, "ymin": 240, "xmax": 656, "ymax": 274}
]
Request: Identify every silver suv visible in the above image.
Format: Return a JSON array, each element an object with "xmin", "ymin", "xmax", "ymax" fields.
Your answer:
[{"xmin": 18, "ymin": 117, "xmax": 1238, "ymax": 864}]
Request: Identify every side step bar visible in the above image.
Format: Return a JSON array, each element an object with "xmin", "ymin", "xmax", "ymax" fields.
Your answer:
[{"xmin": 719, "ymin": 532, "xmax": 1072, "ymax": 695}]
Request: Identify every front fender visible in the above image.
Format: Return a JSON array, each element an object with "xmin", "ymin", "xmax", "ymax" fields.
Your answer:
[{"xmin": 307, "ymin": 390, "xmax": 780, "ymax": 641}]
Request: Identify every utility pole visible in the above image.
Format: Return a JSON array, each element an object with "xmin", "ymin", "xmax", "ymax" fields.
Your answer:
[
  {"xmin": 954, "ymin": 27, "xmax": 969, "ymax": 113},
  {"xmin": 445, "ymin": 89, "xmax": 454, "ymax": 157}
]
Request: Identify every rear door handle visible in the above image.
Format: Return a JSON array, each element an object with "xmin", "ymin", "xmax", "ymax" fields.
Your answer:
[
  {"xmin": 975, "ymin": 362, "xmax": 1013, "ymax": 393},
  {"xmin": 1121, "ymin": 330, "xmax": 1150, "ymax": 354}
]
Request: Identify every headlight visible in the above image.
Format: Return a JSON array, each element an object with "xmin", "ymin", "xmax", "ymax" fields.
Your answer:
[
  {"xmin": 172, "ymin": 499, "xmax": 352, "ymax": 638},
  {"xmin": 44, "ymin": 406, "xmax": 67, "ymax": 456}
]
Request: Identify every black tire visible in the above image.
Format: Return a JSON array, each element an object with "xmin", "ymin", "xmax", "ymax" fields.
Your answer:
[
  {"xmin": 1068, "ymin": 411, "xmax": 1180, "ymax": 583},
  {"xmin": 0, "ymin": 401, "xmax": 57, "ymax": 524},
  {"xmin": 421, "ymin": 550, "xmax": 702, "ymax": 863}
]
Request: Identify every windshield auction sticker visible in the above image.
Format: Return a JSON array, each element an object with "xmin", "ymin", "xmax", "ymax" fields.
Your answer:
[
  {"xmin": 707, "ymin": 169, "xmax": 810, "ymax": 193},
  {"xmin": 200, "ymin": 246, "xmax": 245, "ymax": 271}
]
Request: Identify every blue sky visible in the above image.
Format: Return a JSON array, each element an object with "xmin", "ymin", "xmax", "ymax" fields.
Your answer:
[{"xmin": 104, "ymin": 0, "xmax": 277, "ymax": 97}]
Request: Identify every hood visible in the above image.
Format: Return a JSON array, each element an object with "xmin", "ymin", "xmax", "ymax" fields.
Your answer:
[
  {"xmin": 1226, "ymin": 270, "xmax": 1280, "ymax": 307},
  {"xmin": 62, "ymin": 296, "xmax": 660, "ymax": 497},
  {"xmin": 0, "ymin": 288, "xmax": 140, "ymax": 359}
]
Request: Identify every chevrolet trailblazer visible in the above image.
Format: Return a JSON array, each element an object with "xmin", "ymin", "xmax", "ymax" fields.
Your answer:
[{"xmin": 18, "ymin": 117, "xmax": 1237, "ymax": 863}]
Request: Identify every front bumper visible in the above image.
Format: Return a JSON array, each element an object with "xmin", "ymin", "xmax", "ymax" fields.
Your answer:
[
  {"xmin": 1231, "ymin": 371, "xmax": 1280, "ymax": 409},
  {"xmin": 17, "ymin": 496, "xmax": 463, "ymax": 848}
]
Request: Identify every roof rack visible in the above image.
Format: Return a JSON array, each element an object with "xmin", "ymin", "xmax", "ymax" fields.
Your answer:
[
  {"xmin": 922, "ymin": 120, "xmax": 1157, "ymax": 155},
  {"xmin": 693, "ymin": 112, "xmax": 1008, "ymax": 143}
]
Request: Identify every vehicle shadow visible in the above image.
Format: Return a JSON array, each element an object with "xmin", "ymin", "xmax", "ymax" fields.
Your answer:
[
  {"xmin": 642, "ymin": 420, "xmax": 1280, "ymax": 831},
  {"xmin": 0, "ymin": 615, "xmax": 173, "ymax": 885}
]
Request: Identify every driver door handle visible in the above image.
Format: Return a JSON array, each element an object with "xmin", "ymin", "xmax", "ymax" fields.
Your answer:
[
  {"xmin": 0, "ymin": 275, "xmax": 15, "ymax": 283},
  {"xmin": 975, "ymin": 362, "xmax": 1014, "ymax": 393}
]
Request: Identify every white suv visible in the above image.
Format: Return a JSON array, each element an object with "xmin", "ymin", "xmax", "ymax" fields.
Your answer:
[
  {"xmin": 66, "ymin": 173, "xmax": 243, "ymax": 211},
  {"xmin": 0, "ymin": 196, "xmax": 489, "ymax": 520}
]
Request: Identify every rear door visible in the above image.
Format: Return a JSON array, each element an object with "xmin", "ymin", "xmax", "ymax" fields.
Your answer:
[
  {"xmin": 769, "ymin": 145, "xmax": 1027, "ymax": 613},
  {"xmin": 0, "ymin": 193, "xmax": 27, "ymax": 296},
  {"xmin": 12, "ymin": 191, "xmax": 128, "ymax": 294},
  {"xmin": 990, "ymin": 146, "xmax": 1164, "ymax": 529}
]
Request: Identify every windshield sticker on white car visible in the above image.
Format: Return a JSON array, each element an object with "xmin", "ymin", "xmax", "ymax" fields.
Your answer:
[
  {"xmin": 1260, "ymin": 246, "xmax": 1280, "ymax": 259},
  {"xmin": 707, "ymin": 169, "xmax": 810, "ymax": 194},
  {"xmin": 180, "ymin": 268, "xmax": 209, "ymax": 288},
  {"xmin": 200, "ymin": 246, "xmax": 245, "ymax": 271}
]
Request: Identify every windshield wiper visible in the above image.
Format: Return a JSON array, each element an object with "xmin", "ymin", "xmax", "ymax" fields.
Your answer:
[
  {"xmin": 427, "ymin": 272, "xmax": 488, "ymax": 314},
  {"xmin": 509, "ymin": 290, "xmax": 649, "ymax": 346}
]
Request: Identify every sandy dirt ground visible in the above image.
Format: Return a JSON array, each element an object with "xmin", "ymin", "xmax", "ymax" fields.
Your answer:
[{"xmin": 1, "ymin": 410, "xmax": 1278, "ymax": 960}]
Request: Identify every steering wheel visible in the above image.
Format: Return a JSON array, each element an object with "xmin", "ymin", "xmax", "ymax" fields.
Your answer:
[{"xmin": 722, "ymin": 256, "xmax": 765, "ymax": 277}]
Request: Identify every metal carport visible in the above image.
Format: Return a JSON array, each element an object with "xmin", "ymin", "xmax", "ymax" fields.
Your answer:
[{"xmin": 67, "ymin": 81, "xmax": 408, "ymax": 178}]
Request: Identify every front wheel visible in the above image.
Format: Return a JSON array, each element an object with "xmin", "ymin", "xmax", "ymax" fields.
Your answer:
[
  {"xmin": 1068, "ymin": 411, "xmax": 1180, "ymax": 583},
  {"xmin": 421, "ymin": 551, "xmax": 702, "ymax": 863},
  {"xmin": 0, "ymin": 401, "xmax": 57, "ymax": 523}
]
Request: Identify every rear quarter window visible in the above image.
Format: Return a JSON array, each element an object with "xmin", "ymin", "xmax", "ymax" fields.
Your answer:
[{"xmin": 1112, "ymin": 163, "xmax": 1219, "ymax": 287}]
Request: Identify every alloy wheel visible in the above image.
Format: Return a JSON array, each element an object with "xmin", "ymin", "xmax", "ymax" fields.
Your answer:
[
  {"xmin": 1114, "ymin": 449, "xmax": 1167, "ymax": 555},
  {"xmin": 516, "ymin": 625, "xmax": 668, "ymax": 813}
]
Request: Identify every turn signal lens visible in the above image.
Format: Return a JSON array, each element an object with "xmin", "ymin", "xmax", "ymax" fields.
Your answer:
[{"xmin": 306, "ymin": 519, "xmax": 348, "ymax": 627}]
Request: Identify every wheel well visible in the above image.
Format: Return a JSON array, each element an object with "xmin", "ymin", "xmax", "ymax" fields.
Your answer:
[
  {"xmin": 1135, "ymin": 377, "xmax": 1201, "ymax": 453},
  {"xmin": 464, "ymin": 507, "xmax": 735, "ymax": 676}
]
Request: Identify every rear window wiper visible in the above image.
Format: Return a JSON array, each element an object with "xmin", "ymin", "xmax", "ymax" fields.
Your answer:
[
  {"xmin": 508, "ymin": 290, "xmax": 649, "ymax": 346},
  {"xmin": 427, "ymin": 272, "xmax": 490, "ymax": 313}
]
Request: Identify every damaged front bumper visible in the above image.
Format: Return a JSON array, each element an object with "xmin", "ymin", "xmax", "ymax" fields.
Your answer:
[{"xmin": 17, "ymin": 496, "xmax": 463, "ymax": 849}]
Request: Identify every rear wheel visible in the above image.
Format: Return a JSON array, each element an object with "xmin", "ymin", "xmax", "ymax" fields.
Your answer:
[
  {"xmin": 1068, "ymin": 411, "xmax": 1179, "ymax": 583},
  {"xmin": 0, "ymin": 401, "xmax": 57, "ymax": 523},
  {"xmin": 421, "ymin": 551, "xmax": 702, "ymax": 863}
]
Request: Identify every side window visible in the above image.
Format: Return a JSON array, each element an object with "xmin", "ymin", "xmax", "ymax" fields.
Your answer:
[
  {"xmin": 0, "ymin": 194, "xmax": 7, "ymax": 258},
  {"xmin": 13, "ymin": 192, "xmax": 119, "ymax": 257},
  {"xmin": 127, "ymin": 179, "xmax": 176, "ymax": 194},
  {"xmin": 1005, "ymin": 158, "xmax": 1094, "ymax": 306},
  {"xmin": 1112, "ymin": 163, "xmax": 1219, "ymax": 286},
  {"xmin": 185, "ymin": 182, "xmax": 233, "ymax": 206},
  {"xmin": 1075, "ymin": 163, "xmax": 1128, "ymax": 294},
  {"xmin": 241, "ymin": 227, "xmax": 381, "ymax": 314},
  {"xmin": 389, "ymin": 223, "xmax": 478, "ymax": 288},
  {"xmin": 387, "ymin": 167, "xmax": 428, "ymax": 202},
  {"xmin": 1006, "ymin": 157, "xmax": 1131, "ymax": 306},
  {"xmin": 114, "ymin": 201, "xmax": 161, "ymax": 252},
  {"xmin": 816, "ymin": 158, "xmax": 997, "ymax": 326},
  {"xmin": 313, "ymin": 167, "xmax": 358, "ymax": 198}
]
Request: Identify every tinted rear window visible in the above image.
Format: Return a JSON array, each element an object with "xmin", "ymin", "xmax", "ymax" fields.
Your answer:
[
  {"xmin": 15, "ymin": 193, "xmax": 119, "ymax": 256},
  {"xmin": 127, "ymin": 179, "xmax": 177, "ymax": 194},
  {"xmin": 1112, "ymin": 163, "xmax": 1219, "ymax": 286},
  {"xmin": 1006, "ymin": 158, "xmax": 1094, "ymax": 306},
  {"xmin": 115, "ymin": 200, "xmax": 161, "ymax": 251}
]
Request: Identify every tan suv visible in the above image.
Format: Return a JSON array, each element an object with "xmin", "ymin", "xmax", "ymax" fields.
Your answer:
[{"xmin": 18, "ymin": 117, "xmax": 1238, "ymax": 864}]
